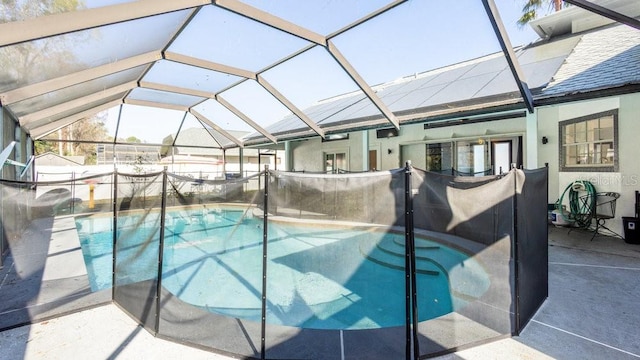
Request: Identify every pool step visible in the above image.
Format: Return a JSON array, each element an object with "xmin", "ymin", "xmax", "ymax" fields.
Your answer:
[
  {"xmin": 360, "ymin": 236, "xmax": 490, "ymax": 301},
  {"xmin": 392, "ymin": 237, "xmax": 440, "ymax": 250},
  {"xmin": 359, "ymin": 236, "xmax": 441, "ymax": 276}
]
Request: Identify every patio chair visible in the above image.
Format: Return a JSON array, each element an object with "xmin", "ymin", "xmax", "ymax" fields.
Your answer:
[{"xmin": 590, "ymin": 192, "xmax": 620, "ymax": 240}]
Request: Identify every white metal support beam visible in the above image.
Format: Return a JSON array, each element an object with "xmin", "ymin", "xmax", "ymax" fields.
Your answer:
[
  {"xmin": 0, "ymin": 51, "xmax": 161, "ymax": 105},
  {"xmin": 0, "ymin": 0, "xmax": 211, "ymax": 47},
  {"xmin": 20, "ymin": 81, "xmax": 137, "ymax": 126},
  {"xmin": 123, "ymin": 99, "xmax": 189, "ymax": 112},
  {"xmin": 131, "ymin": 7, "xmax": 203, "ymax": 107},
  {"xmin": 256, "ymin": 75, "xmax": 325, "ymax": 138},
  {"xmin": 171, "ymin": 112, "xmax": 190, "ymax": 147},
  {"xmin": 112, "ymin": 104, "xmax": 124, "ymax": 144},
  {"xmin": 214, "ymin": 0, "xmax": 326, "ymax": 45},
  {"xmin": 326, "ymin": 40, "xmax": 400, "ymax": 130},
  {"xmin": 0, "ymin": 142, "xmax": 17, "ymax": 168},
  {"xmin": 215, "ymin": 95, "xmax": 278, "ymax": 144},
  {"xmin": 482, "ymin": 0, "xmax": 535, "ymax": 113},
  {"xmin": 31, "ymin": 99, "xmax": 122, "ymax": 140},
  {"xmin": 19, "ymin": 155, "xmax": 35, "ymax": 178},
  {"xmin": 327, "ymin": 0, "xmax": 407, "ymax": 39},
  {"xmin": 190, "ymin": 109, "xmax": 245, "ymax": 148},
  {"xmin": 140, "ymin": 81, "xmax": 215, "ymax": 99},
  {"xmin": 163, "ymin": 51, "xmax": 256, "ymax": 79}
]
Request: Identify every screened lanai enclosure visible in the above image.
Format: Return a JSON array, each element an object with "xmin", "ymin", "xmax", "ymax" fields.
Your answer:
[
  {"xmin": 8, "ymin": 0, "xmax": 635, "ymax": 358},
  {"xmin": 1, "ymin": 0, "xmax": 548, "ymax": 149}
]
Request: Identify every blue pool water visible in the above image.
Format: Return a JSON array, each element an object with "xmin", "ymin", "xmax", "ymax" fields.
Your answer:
[{"xmin": 75, "ymin": 207, "xmax": 489, "ymax": 330}]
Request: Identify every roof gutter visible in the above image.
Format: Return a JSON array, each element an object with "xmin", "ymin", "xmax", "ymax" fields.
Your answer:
[{"xmin": 534, "ymin": 83, "xmax": 640, "ymax": 107}]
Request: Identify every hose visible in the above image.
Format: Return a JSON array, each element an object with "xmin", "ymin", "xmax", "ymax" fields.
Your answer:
[{"xmin": 556, "ymin": 180, "xmax": 597, "ymax": 228}]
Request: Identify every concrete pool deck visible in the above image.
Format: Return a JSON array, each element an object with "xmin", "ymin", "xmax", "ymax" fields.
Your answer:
[{"xmin": 1, "ymin": 224, "xmax": 640, "ymax": 359}]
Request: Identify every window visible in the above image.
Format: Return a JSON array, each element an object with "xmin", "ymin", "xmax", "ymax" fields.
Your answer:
[
  {"xmin": 492, "ymin": 141, "xmax": 512, "ymax": 175},
  {"xmin": 426, "ymin": 142, "xmax": 452, "ymax": 173},
  {"xmin": 560, "ymin": 110, "xmax": 617, "ymax": 172},
  {"xmin": 322, "ymin": 133, "xmax": 349, "ymax": 142},
  {"xmin": 456, "ymin": 140, "xmax": 490, "ymax": 176},
  {"xmin": 424, "ymin": 137, "xmax": 519, "ymax": 176}
]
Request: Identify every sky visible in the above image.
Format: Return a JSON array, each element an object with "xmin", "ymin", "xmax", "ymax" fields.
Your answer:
[{"xmin": 101, "ymin": 0, "xmax": 545, "ymax": 144}]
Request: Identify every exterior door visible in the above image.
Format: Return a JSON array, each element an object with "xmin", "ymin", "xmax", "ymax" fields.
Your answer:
[
  {"xmin": 492, "ymin": 140, "xmax": 512, "ymax": 175},
  {"xmin": 369, "ymin": 150, "xmax": 377, "ymax": 171},
  {"xmin": 325, "ymin": 152, "xmax": 347, "ymax": 173}
]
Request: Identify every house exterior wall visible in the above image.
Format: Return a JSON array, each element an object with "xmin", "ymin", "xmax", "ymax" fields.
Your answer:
[
  {"xmin": 537, "ymin": 96, "xmax": 619, "ymax": 202},
  {"xmin": 399, "ymin": 118, "xmax": 527, "ymax": 171},
  {"xmin": 537, "ymin": 94, "xmax": 640, "ymax": 235},
  {"xmin": 291, "ymin": 132, "xmax": 363, "ymax": 172},
  {"xmin": 289, "ymin": 93, "xmax": 639, "ymax": 236},
  {"xmin": 537, "ymin": 93, "xmax": 640, "ymax": 235},
  {"xmin": 618, "ymin": 93, "xmax": 640, "ymax": 220},
  {"xmin": 292, "ymin": 116, "xmax": 528, "ymax": 173},
  {"xmin": 529, "ymin": 94, "xmax": 639, "ymax": 236}
]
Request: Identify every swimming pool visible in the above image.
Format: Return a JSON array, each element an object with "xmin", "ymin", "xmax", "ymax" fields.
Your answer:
[{"xmin": 75, "ymin": 207, "xmax": 489, "ymax": 330}]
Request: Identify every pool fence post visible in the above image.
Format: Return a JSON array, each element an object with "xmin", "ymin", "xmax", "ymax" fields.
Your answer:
[
  {"xmin": 273, "ymin": 169, "xmax": 278, "ymax": 216},
  {"xmin": 71, "ymin": 171, "xmax": 75, "ymax": 213},
  {"xmin": 261, "ymin": 165, "xmax": 269, "ymax": 360},
  {"xmin": 512, "ymin": 165, "xmax": 521, "ymax": 334},
  {"xmin": 112, "ymin": 169, "xmax": 118, "ymax": 301},
  {"xmin": 404, "ymin": 160, "xmax": 419, "ymax": 359},
  {"xmin": 155, "ymin": 167, "xmax": 168, "ymax": 334}
]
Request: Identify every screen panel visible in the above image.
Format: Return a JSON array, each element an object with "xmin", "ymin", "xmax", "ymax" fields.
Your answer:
[
  {"xmin": 266, "ymin": 169, "xmax": 408, "ymax": 359},
  {"xmin": 0, "ymin": 175, "xmax": 112, "ymax": 331},
  {"xmin": 411, "ymin": 168, "xmax": 516, "ymax": 356},
  {"xmin": 157, "ymin": 171, "xmax": 264, "ymax": 358},
  {"xmin": 113, "ymin": 171, "xmax": 164, "ymax": 332}
]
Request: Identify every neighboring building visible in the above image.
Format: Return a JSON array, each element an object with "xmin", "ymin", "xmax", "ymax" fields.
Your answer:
[
  {"xmin": 262, "ymin": 5, "xmax": 640, "ymax": 236},
  {"xmin": 35, "ymin": 152, "xmax": 85, "ymax": 167},
  {"xmin": 162, "ymin": 127, "xmax": 284, "ymax": 176},
  {"xmin": 96, "ymin": 144, "xmax": 161, "ymax": 165}
]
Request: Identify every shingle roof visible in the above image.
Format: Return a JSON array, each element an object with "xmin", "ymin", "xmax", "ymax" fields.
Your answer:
[
  {"xmin": 169, "ymin": 127, "xmax": 250, "ymax": 155},
  {"xmin": 35, "ymin": 152, "xmax": 84, "ymax": 166},
  {"xmin": 541, "ymin": 23, "xmax": 640, "ymax": 96}
]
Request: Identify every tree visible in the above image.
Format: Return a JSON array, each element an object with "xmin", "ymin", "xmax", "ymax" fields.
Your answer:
[
  {"xmin": 0, "ymin": 1, "xmax": 86, "ymax": 88},
  {"xmin": 3, "ymin": 1, "xmax": 112, "ymax": 164},
  {"xmin": 35, "ymin": 112, "xmax": 109, "ymax": 165},
  {"xmin": 125, "ymin": 136, "xmax": 143, "ymax": 144},
  {"xmin": 34, "ymin": 139, "xmax": 57, "ymax": 155},
  {"xmin": 518, "ymin": 0, "xmax": 567, "ymax": 28}
]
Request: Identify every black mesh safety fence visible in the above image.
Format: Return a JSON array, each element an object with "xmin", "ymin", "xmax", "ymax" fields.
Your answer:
[
  {"xmin": 411, "ymin": 168, "xmax": 518, "ymax": 356},
  {"xmin": 413, "ymin": 170, "xmax": 547, "ymax": 355},
  {"xmin": 265, "ymin": 169, "xmax": 408, "ymax": 360},
  {"xmin": 515, "ymin": 167, "xmax": 549, "ymax": 332},
  {"xmin": 0, "ymin": 173, "xmax": 113, "ymax": 331},
  {"xmin": 0, "ymin": 166, "xmax": 547, "ymax": 359},
  {"xmin": 113, "ymin": 170, "xmax": 164, "ymax": 332},
  {"xmin": 268, "ymin": 168, "xmax": 404, "ymax": 225},
  {"xmin": 157, "ymin": 171, "xmax": 264, "ymax": 358}
]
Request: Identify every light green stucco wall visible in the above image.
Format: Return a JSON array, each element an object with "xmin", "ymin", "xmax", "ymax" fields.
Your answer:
[
  {"xmin": 289, "ymin": 93, "xmax": 639, "ymax": 236},
  {"xmin": 537, "ymin": 94, "xmax": 640, "ymax": 235}
]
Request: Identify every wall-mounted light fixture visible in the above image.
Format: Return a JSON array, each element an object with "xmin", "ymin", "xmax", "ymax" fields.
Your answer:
[
  {"xmin": 541, "ymin": 136, "xmax": 548, "ymax": 144},
  {"xmin": 387, "ymin": 148, "xmax": 393, "ymax": 155}
]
